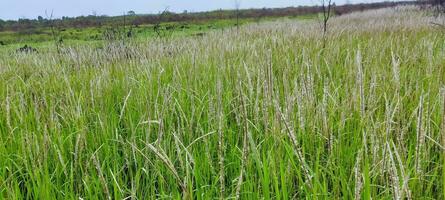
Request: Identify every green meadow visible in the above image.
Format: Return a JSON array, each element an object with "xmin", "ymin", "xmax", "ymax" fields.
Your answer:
[
  {"xmin": 0, "ymin": 14, "xmax": 317, "ymax": 46},
  {"xmin": 0, "ymin": 6, "xmax": 444, "ymax": 199}
]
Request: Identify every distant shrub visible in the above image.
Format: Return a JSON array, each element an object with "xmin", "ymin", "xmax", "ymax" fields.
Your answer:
[
  {"xmin": 16, "ymin": 45, "xmax": 38, "ymax": 53},
  {"xmin": 193, "ymin": 32, "xmax": 205, "ymax": 37}
]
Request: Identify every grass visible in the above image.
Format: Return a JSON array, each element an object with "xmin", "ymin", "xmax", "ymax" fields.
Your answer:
[
  {"xmin": 0, "ymin": 6, "xmax": 445, "ymax": 199},
  {"xmin": 0, "ymin": 14, "xmax": 317, "ymax": 46}
]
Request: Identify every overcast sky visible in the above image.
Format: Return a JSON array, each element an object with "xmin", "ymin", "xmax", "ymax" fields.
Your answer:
[{"xmin": 1, "ymin": 0, "xmax": 385, "ymax": 20}]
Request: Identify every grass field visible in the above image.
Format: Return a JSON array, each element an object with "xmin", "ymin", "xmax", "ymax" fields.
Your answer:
[
  {"xmin": 0, "ymin": 19, "xmax": 234, "ymax": 45},
  {"xmin": 0, "ymin": 14, "xmax": 317, "ymax": 46},
  {"xmin": 0, "ymin": 6, "xmax": 445, "ymax": 199}
]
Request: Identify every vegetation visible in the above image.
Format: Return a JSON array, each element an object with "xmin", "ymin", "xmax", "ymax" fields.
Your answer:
[
  {"xmin": 0, "ymin": 5, "xmax": 445, "ymax": 200},
  {"xmin": 0, "ymin": 18, "xmax": 252, "ymax": 45},
  {"xmin": 0, "ymin": 1, "xmax": 424, "ymax": 46}
]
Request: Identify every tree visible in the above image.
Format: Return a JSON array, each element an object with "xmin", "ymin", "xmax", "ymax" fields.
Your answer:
[
  {"xmin": 37, "ymin": 16, "xmax": 44, "ymax": 22},
  {"xmin": 45, "ymin": 10, "xmax": 63, "ymax": 55},
  {"xmin": 153, "ymin": 7, "xmax": 175, "ymax": 38},
  {"xmin": 318, "ymin": 0, "xmax": 335, "ymax": 48},
  {"xmin": 234, "ymin": 0, "xmax": 242, "ymax": 31},
  {"xmin": 321, "ymin": 0, "xmax": 334, "ymax": 35},
  {"xmin": 127, "ymin": 11, "xmax": 136, "ymax": 16}
]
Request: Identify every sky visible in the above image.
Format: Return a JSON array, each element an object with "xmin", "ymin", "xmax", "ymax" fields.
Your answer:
[{"xmin": 0, "ymin": 0, "xmax": 383, "ymax": 20}]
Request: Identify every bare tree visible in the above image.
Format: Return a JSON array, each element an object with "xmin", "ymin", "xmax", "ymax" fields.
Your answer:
[
  {"xmin": 45, "ymin": 10, "xmax": 63, "ymax": 55},
  {"xmin": 318, "ymin": 0, "xmax": 335, "ymax": 48},
  {"xmin": 234, "ymin": 0, "xmax": 242, "ymax": 31},
  {"xmin": 123, "ymin": 11, "xmax": 135, "ymax": 39},
  {"xmin": 153, "ymin": 7, "xmax": 175, "ymax": 38},
  {"xmin": 321, "ymin": 0, "xmax": 334, "ymax": 35}
]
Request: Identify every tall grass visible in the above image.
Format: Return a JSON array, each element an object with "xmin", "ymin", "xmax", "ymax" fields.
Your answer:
[{"xmin": 0, "ymin": 6, "xmax": 444, "ymax": 199}]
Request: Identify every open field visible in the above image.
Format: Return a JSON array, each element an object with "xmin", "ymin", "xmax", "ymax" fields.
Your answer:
[
  {"xmin": 1, "ymin": 6, "xmax": 445, "ymax": 199},
  {"xmin": 0, "ymin": 15, "xmax": 318, "ymax": 46},
  {"xmin": 0, "ymin": 1, "xmax": 420, "ymax": 46},
  {"xmin": 1, "ymin": 1, "xmax": 407, "ymax": 33}
]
